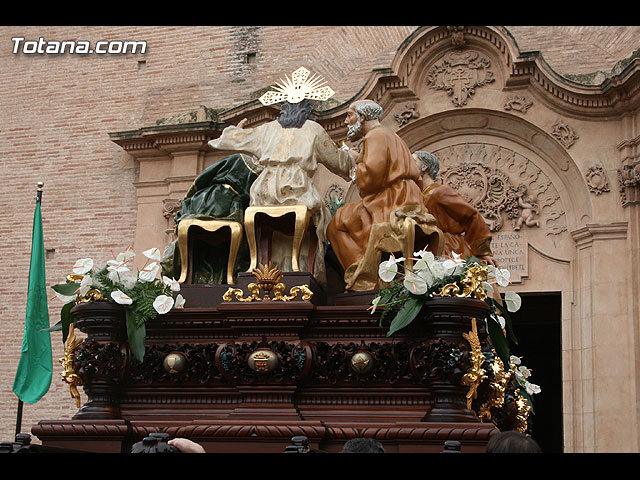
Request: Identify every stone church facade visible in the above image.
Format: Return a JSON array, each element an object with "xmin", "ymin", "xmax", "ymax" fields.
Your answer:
[{"xmin": 1, "ymin": 26, "xmax": 639, "ymax": 452}]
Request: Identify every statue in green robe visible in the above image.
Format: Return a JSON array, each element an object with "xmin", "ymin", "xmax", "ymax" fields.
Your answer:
[{"xmin": 162, "ymin": 153, "xmax": 262, "ymax": 284}]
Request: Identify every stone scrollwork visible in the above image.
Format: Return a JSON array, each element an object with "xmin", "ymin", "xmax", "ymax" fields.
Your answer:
[
  {"xmin": 426, "ymin": 50, "xmax": 495, "ymax": 107},
  {"xmin": 504, "ymin": 95, "xmax": 533, "ymax": 114},
  {"xmin": 585, "ymin": 165, "xmax": 610, "ymax": 195},
  {"xmin": 550, "ymin": 119, "xmax": 579, "ymax": 148},
  {"xmin": 433, "ymin": 143, "xmax": 566, "ymax": 236},
  {"xmin": 394, "ymin": 103, "xmax": 420, "ymax": 127}
]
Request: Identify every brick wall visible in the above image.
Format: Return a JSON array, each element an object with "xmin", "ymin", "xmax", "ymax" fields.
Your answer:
[{"xmin": 0, "ymin": 25, "xmax": 638, "ymax": 444}]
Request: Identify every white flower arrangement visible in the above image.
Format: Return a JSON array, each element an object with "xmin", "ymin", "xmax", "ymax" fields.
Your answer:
[
  {"xmin": 370, "ymin": 250, "xmax": 541, "ymax": 401},
  {"xmin": 50, "ymin": 247, "xmax": 186, "ymax": 362}
]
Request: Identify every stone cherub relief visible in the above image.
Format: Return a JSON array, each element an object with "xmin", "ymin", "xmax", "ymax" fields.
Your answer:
[{"xmin": 431, "ymin": 143, "xmax": 566, "ymax": 237}]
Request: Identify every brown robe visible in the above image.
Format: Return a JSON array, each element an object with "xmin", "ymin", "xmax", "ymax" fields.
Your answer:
[
  {"xmin": 420, "ymin": 181, "xmax": 493, "ymax": 258},
  {"xmin": 327, "ymin": 126, "xmax": 424, "ymax": 270}
]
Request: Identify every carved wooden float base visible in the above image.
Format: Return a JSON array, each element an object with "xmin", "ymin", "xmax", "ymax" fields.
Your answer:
[{"xmin": 32, "ymin": 418, "xmax": 497, "ymax": 453}]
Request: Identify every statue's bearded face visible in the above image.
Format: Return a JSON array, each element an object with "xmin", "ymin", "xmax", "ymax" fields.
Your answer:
[{"xmin": 346, "ymin": 112, "xmax": 363, "ymax": 141}]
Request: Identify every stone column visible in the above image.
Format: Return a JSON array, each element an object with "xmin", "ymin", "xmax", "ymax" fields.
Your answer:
[{"xmin": 571, "ymin": 222, "xmax": 636, "ymax": 452}]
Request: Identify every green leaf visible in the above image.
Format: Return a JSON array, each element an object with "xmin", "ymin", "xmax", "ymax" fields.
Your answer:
[
  {"xmin": 387, "ymin": 296, "xmax": 424, "ymax": 337},
  {"xmin": 51, "ymin": 283, "xmax": 80, "ymax": 296},
  {"xmin": 125, "ymin": 307, "xmax": 146, "ymax": 363},
  {"xmin": 60, "ymin": 302, "xmax": 75, "ymax": 344},
  {"xmin": 41, "ymin": 302, "xmax": 75, "ymax": 343},
  {"xmin": 486, "ymin": 314, "xmax": 511, "ymax": 366}
]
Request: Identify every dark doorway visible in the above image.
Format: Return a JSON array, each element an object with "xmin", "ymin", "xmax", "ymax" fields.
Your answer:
[{"xmin": 507, "ymin": 291, "xmax": 563, "ymax": 453}]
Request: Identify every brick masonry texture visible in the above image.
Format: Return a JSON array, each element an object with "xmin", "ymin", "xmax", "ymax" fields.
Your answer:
[{"xmin": 1, "ymin": 25, "xmax": 638, "ymax": 443}]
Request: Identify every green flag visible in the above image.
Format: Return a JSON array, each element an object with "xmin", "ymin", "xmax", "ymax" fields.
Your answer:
[{"xmin": 13, "ymin": 191, "xmax": 52, "ymax": 404}]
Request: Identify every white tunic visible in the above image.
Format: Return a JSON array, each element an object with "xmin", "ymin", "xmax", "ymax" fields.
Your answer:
[{"xmin": 209, "ymin": 119, "xmax": 353, "ymax": 283}]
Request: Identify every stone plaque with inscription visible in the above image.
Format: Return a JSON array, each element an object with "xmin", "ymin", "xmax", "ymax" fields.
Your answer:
[{"xmin": 490, "ymin": 231, "xmax": 528, "ymax": 282}]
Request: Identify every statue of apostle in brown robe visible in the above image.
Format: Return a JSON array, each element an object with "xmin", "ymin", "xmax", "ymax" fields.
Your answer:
[
  {"xmin": 413, "ymin": 150, "xmax": 498, "ymax": 267},
  {"xmin": 327, "ymin": 100, "xmax": 428, "ymax": 287}
]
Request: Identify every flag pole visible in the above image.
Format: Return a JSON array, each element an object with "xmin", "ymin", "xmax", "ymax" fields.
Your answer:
[{"xmin": 14, "ymin": 181, "xmax": 45, "ymax": 437}]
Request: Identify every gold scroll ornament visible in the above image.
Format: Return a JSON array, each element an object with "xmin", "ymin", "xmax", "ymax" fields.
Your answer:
[
  {"xmin": 59, "ymin": 323, "xmax": 84, "ymax": 408},
  {"xmin": 223, "ymin": 262, "xmax": 313, "ymax": 302},
  {"xmin": 461, "ymin": 318, "xmax": 487, "ymax": 409}
]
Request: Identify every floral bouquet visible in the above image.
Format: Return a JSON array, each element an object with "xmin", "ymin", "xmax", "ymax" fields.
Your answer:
[
  {"xmin": 370, "ymin": 248, "xmax": 541, "ymax": 415},
  {"xmin": 371, "ymin": 249, "xmax": 524, "ymax": 375},
  {"xmin": 49, "ymin": 247, "xmax": 185, "ymax": 362}
]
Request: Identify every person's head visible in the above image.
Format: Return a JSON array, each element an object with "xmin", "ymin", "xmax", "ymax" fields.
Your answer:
[
  {"xmin": 277, "ymin": 98, "xmax": 314, "ymax": 128},
  {"xmin": 340, "ymin": 437, "xmax": 385, "ymax": 453},
  {"xmin": 413, "ymin": 151, "xmax": 440, "ymax": 181},
  {"xmin": 345, "ymin": 100, "xmax": 383, "ymax": 141},
  {"xmin": 485, "ymin": 431, "xmax": 542, "ymax": 453}
]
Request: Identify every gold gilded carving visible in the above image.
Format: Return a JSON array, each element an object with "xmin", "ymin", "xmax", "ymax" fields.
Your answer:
[
  {"xmin": 59, "ymin": 323, "xmax": 84, "ymax": 408},
  {"xmin": 461, "ymin": 318, "xmax": 487, "ymax": 409},
  {"xmin": 222, "ymin": 262, "xmax": 313, "ymax": 302},
  {"xmin": 433, "ymin": 264, "xmax": 488, "ymax": 301},
  {"xmin": 426, "ymin": 50, "xmax": 495, "ymax": 107},
  {"xmin": 476, "ymin": 355, "xmax": 509, "ymax": 421}
]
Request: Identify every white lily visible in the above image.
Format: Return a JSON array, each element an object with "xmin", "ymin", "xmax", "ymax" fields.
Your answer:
[
  {"xmin": 119, "ymin": 270, "xmax": 139, "ymax": 289},
  {"xmin": 139, "ymin": 262, "xmax": 160, "ymax": 282},
  {"xmin": 174, "ymin": 294, "xmax": 186, "ymax": 309},
  {"xmin": 378, "ymin": 255, "xmax": 405, "ymax": 283},
  {"xmin": 403, "ymin": 271, "xmax": 428, "ymax": 295},
  {"xmin": 482, "ymin": 281, "xmax": 494, "ymax": 295},
  {"xmin": 78, "ymin": 274, "xmax": 95, "ymax": 296},
  {"xmin": 110, "ymin": 289, "xmax": 133, "ymax": 305},
  {"xmin": 72, "ymin": 258, "xmax": 94, "ymax": 275},
  {"xmin": 517, "ymin": 365, "xmax": 532, "ymax": 379},
  {"xmin": 510, "ymin": 355, "xmax": 522, "ymax": 366},
  {"xmin": 504, "ymin": 291, "xmax": 522, "ymax": 312},
  {"xmin": 525, "ymin": 382, "xmax": 541, "ymax": 395},
  {"xmin": 369, "ymin": 295, "xmax": 381, "ymax": 314},
  {"xmin": 495, "ymin": 268, "xmax": 511, "ymax": 287},
  {"xmin": 107, "ymin": 260, "xmax": 131, "ymax": 283},
  {"xmin": 442, "ymin": 252, "xmax": 465, "ymax": 276},
  {"xmin": 162, "ymin": 275, "xmax": 181, "ymax": 292},
  {"xmin": 55, "ymin": 291, "xmax": 76, "ymax": 304},
  {"xmin": 153, "ymin": 294, "xmax": 174, "ymax": 314},
  {"xmin": 413, "ymin": 251, "xmax": 445, "ymax": 287},
  {"xmin": 143, "ymin": 247, "xmax": 162, "ymax": 262}
]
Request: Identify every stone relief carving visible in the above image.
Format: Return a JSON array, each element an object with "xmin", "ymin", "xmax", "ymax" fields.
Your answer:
[
  {"xmin": 550, "ymin": 120, "xmax": 579, "ymax": 148},
  {"xmin": 585, "ymin": 165, "xmax": 610, "ymax": 195},
  {"xmin": 394, "ymin": 103, "xmax": 420, "ymax": 127},
  {"xmin": 504, "ymin": 95, "xmax": 533, "ymax": 114},
  {"xmin": 426, "ymin": 50, "xmax": 495, "ymax": 107},
  {"xmin": 432, "ymin": 143, "xmax": 566, "ymax": 237},
  {"xmin": 617, "ymin": 161, "xmax": 640, "ymax": 206},
  {"xmin": 163, "ymin": 198, "xmax": 182, "ymax": 236},
  {"xmin": 447, "ymin": 26, "xmax": 465, "ymax": 48}
]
